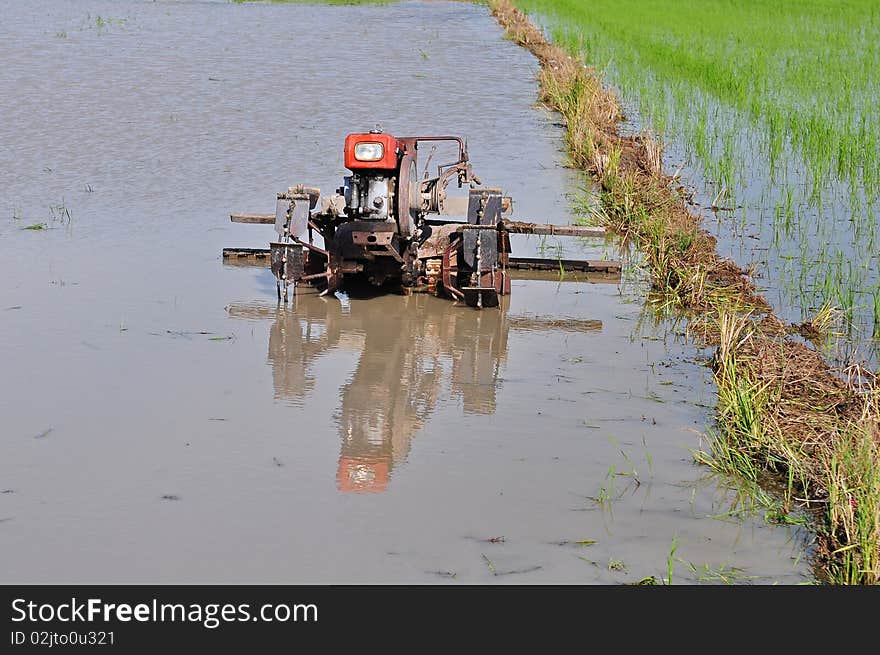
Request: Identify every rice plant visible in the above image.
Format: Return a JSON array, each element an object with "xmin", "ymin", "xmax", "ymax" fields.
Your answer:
[{"xmin": 513, "ymin": 0, "xmax": 880, "ymax": 360}]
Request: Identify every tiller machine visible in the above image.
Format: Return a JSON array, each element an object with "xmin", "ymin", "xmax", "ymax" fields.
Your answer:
[{"xmin": 223, "ymin": 130, "xmax": 619, "ymax": 307}]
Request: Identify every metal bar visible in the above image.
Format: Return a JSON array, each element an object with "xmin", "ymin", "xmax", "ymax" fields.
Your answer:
[
  {"xmin": 223, "ymin": 247, "xmax": 271, "ymax": 258},
  {"xmin": 507, "ymin": 256, "xmax": 621, "ymax": 273},
  {"xmin": 456, "ymin": 224, "xmax": 499, "ymax": 231},
  {"xmin": 501, "ymin": 220, "xmax": 607, "ymax": 238},
  {"xmin": 441, "ymin": 237, "xmax": 465, "ymax": 301},
  {"xmin": 300, "ymin": 271, "xmax": 331, "ymax": 282},
  {"xmin": 373, "ymin": 245, "xmax": 404, "ymax": 263},
  {"xmin": 224, "ymin": 248, "xmax": 621, "ymax": 275},
  {"xmin": 422, "ymin": 219, "xmax": 608, "ymax": 238},
  {"xmin": 291, "ymin": 238, "xmax": 328, "ymax": 257},
  {"xmin": 400, "ymin": 135, "xmax": 464, "ymax": 161},
  {"xmin": 230, "ymin": 213, "xmax": 275, "ymax": 224}
]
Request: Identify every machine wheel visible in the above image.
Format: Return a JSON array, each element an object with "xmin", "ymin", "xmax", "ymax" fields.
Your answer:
[{"xmin": 396, "ymin": 153, "xmax": 420, "ymax": 239}]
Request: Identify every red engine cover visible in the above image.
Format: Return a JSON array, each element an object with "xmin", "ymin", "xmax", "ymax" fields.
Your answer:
[{"xmin": 344, "ymin": 132, "xmax": 399, "ymax": 171}]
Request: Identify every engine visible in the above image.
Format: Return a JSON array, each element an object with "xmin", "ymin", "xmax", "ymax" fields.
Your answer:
[
  {"xmin": 342, "ymin": 174, "xmax": 391, "ymax": 220},
  {"xmin": 340, "ymin": 130, "xmax": 398, "ymax": 222}
]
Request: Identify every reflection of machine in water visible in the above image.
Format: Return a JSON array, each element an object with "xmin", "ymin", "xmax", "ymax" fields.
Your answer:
[
  {"xmin": 333, "ymin": 294, "xmax": 507, "ymax": 492},
  {"xmin": 227, "ymin": 290, "xmax": 601, "ymax": 492}
]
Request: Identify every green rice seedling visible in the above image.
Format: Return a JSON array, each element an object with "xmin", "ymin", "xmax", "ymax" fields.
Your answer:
[
  {"xmin": 823, "ymin": 426, "xmax": 880, "ymax": 584},
  {"xmin": 808, "ymin": 301, "xmax": 844, "ymax": 338},
  {"xmin": 631, "ymin": 575, "xmax": 660, "ymax": 585},
  {"xmin": 642, "ymin": 436, "xmax": 654, "ymax": 476},
  {"xmin": 872, "ymin": 288, "xmax": 880, "ymax": 338},
  {"xmin": 608, "ymin": 558, "xmax": 626, "ymax": 572},
  {"xmin": 595, "ymin": 465, "xmax": 616, "ymax": 505},
  {"xmin": 513, "ymin": 0, "xmax": 880, "ymax": 359},
  {"xmin": 537, "ymin": 233, "xmax": 549, "ymax": 256},
  {"xmin": 694, "ymin": 429, "xmax": 760, "ymax": 487},
  {"xmin": 665, "ymin": 535, "xmax": 678, "ymax": 585},
  {"xmin": 685, "ymin": 561, "xmax": 754, "ymax": 584}
]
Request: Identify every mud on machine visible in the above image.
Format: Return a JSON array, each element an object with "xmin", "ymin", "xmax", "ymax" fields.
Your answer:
[{"xmin": 223, "ymin": 130, "xmax": 620, "ymax": 307}]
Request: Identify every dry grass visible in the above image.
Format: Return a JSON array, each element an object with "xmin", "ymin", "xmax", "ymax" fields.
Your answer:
[{"xmin": 707, "ymin": 310, "xmax": 880, "ymax": 583}]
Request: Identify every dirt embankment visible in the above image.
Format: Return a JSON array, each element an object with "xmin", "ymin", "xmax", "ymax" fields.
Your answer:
[{"xmin": 489, "ymin": 0, "xmax": 880, "ymax": 584}]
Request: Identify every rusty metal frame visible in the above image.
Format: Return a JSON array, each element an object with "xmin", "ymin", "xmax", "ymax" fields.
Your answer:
[{"xmin": 441, "ymin": 236, "xmax": 465, "ymax": 301}]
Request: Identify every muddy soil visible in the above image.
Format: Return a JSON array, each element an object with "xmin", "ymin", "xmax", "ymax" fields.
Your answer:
[{"xmin": 0, "ymin": 0, "xmax": 810, "ymax": 583}]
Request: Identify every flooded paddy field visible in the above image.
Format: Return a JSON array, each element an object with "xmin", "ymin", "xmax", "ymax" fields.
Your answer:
[
  {"xmin": 0, "ymin": 0, "xmax": 811, "ymax": 583},
  {"xmin": 518, "ymin": 0, "xmax": 880, "ymax": 365}
]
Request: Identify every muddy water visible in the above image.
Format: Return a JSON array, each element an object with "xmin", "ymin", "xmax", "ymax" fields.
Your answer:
[{"xmin": 0, "ymin": 0, "xmax": 810, "ymax": 583}]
